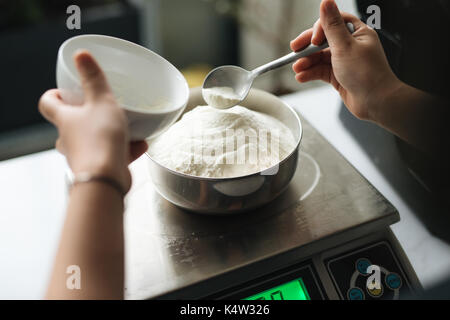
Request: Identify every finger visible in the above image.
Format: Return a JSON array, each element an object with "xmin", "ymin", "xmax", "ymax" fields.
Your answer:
[
  {"xmin": 292, "ymin": 50, "xmax": 331, "ymax": 73},
  {"xmin": 339, "ymin": 12, "xmax": 366, "ymax": 31},
  {"xmin": 319, "ymin": 0, "xmax": 354, "ymax": 51},
  {"xmin": 295, "ymin": 64, "xmax": 332, "ymax": 84},
  {"xmin": 290, "ymin": 28, "xmax": 313, "ymax": 52},
  {"xmin": 312, "ymin": 12, "xmax": 364, "ymax": 46},
  {"xmin": 311, "ymin": 19, "xmax": 325, "ymax": 46},
  {"xmin": 293, "ymin": 53, "xmax": 321, "ymax": 73},
  {"xmin": 38, "ymin": 89, "xmax": 66, "ymax": 124},
  {"xmin": 74, "ymin": 50, "xmax": 112, "ymax": 102},
  {"xmin": 129, "ymin": 141, "xmax": 148, "ymax": 163},
  {"xmin": 55, "ymin": 137, "xmax": 65, "ymax": 154}
]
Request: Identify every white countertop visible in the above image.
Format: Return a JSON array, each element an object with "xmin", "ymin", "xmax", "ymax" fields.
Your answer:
[{"xmin": 1, "ymin": 85, "xmax": 449, "ymax": 299}]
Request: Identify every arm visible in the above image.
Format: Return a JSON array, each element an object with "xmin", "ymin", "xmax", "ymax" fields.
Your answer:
[
  {"xmin": 290, "ymin": 0, "xmax": 449, "ymax": 156},
  {"xmin": 371, "ymin": 82, "xmax": 448, "ymax": 156},
  {"xmin": 46, "ymin": 182, "xmax": 125, "ymax": 299},
  {"xmin": 39, "ymin": 51, "xmax": 147, "ymax": 299}
]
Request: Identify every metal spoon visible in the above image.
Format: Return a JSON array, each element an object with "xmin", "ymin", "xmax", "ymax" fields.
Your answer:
[{"xmin": 202, "ymin": 22, "xmax": 355, "ymax": 109}]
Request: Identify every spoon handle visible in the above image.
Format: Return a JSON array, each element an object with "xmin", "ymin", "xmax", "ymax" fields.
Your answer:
[{"xmin": 251, "ymin": 22, "xmax": 355, "ymax": 78}]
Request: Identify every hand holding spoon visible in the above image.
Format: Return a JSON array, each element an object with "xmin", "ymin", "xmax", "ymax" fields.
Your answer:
[{"xmin": 202, "ymin": 22, "xmax": 355, "ymax": 109}]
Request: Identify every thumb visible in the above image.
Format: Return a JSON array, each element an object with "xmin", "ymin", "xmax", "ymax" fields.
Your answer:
[
  {"xmin": 129, "ymin": 141, "xmax": 148, "ymax": 163},
  {"xmin": 74, "ymin": 50, "xmax": 111, "ymax": 102},
  {"xmin": 320, "ymin": 0, "xmax": 353, "ymax": 51}
]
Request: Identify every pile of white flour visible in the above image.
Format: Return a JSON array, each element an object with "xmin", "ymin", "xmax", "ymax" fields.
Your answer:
[{"xmin": 147, "ymin": 105, "xmax": 296, "ymax": 178}]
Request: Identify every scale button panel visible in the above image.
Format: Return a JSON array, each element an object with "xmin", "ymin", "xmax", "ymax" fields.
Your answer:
[
  {"xmin": 355, "ymin": 258, "xmax": 371, "ymax": 275},
  {"xmin": 385, "ymin": 272, "xmax": 402, "ymax": 290},
  {"xmin": 347, "ymin": 287, "xmax": 365, "ymax": 300},
  {"xmin": 367, "ymin": 282, "xmax": 384, "ymax": 298},
  {"xmin": 325, "ymin": 241, "xmax": 412, "ymax": 300}
]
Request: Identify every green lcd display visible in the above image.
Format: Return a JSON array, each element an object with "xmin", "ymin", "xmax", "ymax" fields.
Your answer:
[{"xmin": 243, "ymin": 277, "xmax": 310, "ymax": 300}]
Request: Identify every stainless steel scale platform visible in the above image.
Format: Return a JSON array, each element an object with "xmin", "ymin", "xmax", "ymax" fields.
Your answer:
[{"xmin": 123, "ymin": 113, "xmax": 422, "ymax": 300}]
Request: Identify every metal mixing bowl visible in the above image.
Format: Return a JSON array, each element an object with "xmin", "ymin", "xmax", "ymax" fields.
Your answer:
[{"xmin": 145, "ymin": 87, "xmax": 302, "ymax": 214}]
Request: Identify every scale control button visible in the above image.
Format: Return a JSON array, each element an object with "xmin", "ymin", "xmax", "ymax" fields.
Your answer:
[
  {"xmin": 347, "ymin": 287, "xmax": 365, "ymax": 300},
  {"xmin": 367, "ymin": 281, "xmax": 384, "ymax": 298},
  {"xmin": 385, "ymin": 273, "xmax": 402, "ymax": 290},
  {"xmin": 355, "ymin": 258, "xmax": 371, "ymax": 275}
]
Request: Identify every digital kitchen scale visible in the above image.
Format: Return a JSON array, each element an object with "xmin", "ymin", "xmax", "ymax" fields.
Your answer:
[{"xmin": 123, "ymin": 114, "xmax": 422, "ymax": 300}]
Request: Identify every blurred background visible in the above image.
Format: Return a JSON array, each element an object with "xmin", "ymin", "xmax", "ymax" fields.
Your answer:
[
  {"xmin": 2, "ymin": 1, "xmax": 450, "ymax": 297},
  {"xmin": 0, "ymin": 0, "xmax": 358, "ymax": 160}
]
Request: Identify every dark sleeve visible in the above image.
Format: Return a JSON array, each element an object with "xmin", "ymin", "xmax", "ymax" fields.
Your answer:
[{"xmin": 356, "ymin": 0, "xmax": 450, "ymax": 97}]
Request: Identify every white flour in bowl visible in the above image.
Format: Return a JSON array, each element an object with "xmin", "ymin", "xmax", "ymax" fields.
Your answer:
[{"xmin": 147, "ymin": 105, "xmax": 296, "ymax": 178}]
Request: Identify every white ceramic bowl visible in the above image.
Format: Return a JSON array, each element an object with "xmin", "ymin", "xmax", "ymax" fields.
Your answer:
[{"xmin": 56, "ymin": 34, "xmax": 189, "ymax": 140}]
